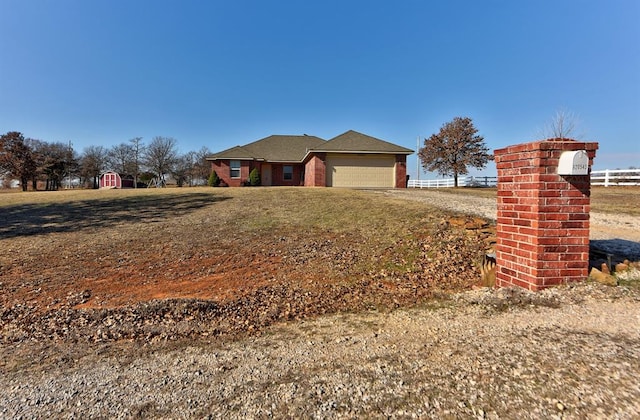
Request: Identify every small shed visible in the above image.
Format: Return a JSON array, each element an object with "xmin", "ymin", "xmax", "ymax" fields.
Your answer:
[{"xmin": 100, "ymin": 172, "xmax": 134, "ymax": 189}]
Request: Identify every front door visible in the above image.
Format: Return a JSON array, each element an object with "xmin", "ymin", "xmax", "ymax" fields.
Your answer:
[{"xmin": 261, "ymin": 164, "xmax": 272, "ymax": 186}]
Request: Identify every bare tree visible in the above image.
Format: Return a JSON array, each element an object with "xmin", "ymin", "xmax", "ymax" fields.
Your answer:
[
  {"xmin": 192, "ymin": 146, "xmax": 212, "ymax": 185},
  {"xmin": 144, "ymin": 136, "xmax": 178, "ymax": 187},
  {"xmin": 39, "ymin": 141, "xmax": 76, "ymax": 191},
  {"xmin": 167, "ymin": 147, "xmax": 212, "ymax": 187},
  {"xmin": 540, "ymin": 108, "xmax": 583, "ymax": 139},
  {"xmin": 172, "ymin": 152, "xmax": 193, "ymax": 187},
  {"xmin": 0, "ymin": 131, "xmax": 36, "ymax": 191},
  {"xmin": 108, "ymin": 143, "xmax": 135, "ymax": 174},
  {"xmin": 129, "ymin": 137, "xmax": 144, "ymax": 188},
  {"xmin": 25, "ymin": 138, "xmax": 47, "ymax": 190},
  {"xmin": 418, "ymin": 117, "xmax": 492, "ymax": 187},
  {"xmin": 80, "ymin": 145, "xmax": 108, "ymax": 188}
]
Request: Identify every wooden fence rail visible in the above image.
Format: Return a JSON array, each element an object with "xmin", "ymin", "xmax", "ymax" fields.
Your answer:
[
  {"xmin": 590, "ymin": 169, "xmax": 640, "ymax": 187},
  {"xmin": 409, "ymin": 170, "xmax": 640, "ymax": 188},
  {"xmin": 408, "ymin": 176, "xmax": 497, "ymax": 188}
]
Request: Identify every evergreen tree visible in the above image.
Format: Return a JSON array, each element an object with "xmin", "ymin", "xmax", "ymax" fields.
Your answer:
[
  {"xmin": 248, "ymin": 168, "xmax": 260, "ymax": 186},
  {"xmin": 208, "ymin": 170, "xmax": 219, "ymax": 187}
]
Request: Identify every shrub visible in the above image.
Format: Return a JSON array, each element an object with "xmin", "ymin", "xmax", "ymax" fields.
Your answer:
[
  {"xmin": 248, "ymin": 168, "xmax": 261, "ymax": 186},
  {"xmin": 208, "ymin": 171, "xmax": 220, "ymax": 187}
]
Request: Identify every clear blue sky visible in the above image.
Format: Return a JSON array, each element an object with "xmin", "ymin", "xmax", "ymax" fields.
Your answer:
[{"xmin": 1, "ymin": 0, "xmax": 638, "ymax": 178}]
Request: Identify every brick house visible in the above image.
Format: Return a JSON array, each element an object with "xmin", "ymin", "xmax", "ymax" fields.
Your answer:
[{"xmin": 207, "ymin": 130, "xmax": 413, "ymax": 188}]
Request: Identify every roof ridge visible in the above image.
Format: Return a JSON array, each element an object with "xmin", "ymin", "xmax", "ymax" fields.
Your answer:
[
  {"xmin": 314, "ymin": 130, "xmax": 413, "ymax": 154},
  {"xmin": 245, "ymin": 134, "xmax": 326, "ymax": 145},
  {"xmin": 208, "ymin": 130, "xmax": 412, "ymax": 162}
]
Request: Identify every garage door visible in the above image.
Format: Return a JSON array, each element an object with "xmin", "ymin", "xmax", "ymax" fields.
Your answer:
[{"xmin": 325, "ymin": 154, "xmax": 395, "ymax": 188}]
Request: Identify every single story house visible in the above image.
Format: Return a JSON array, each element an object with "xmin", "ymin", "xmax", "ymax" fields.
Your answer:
[
  {"xmin": 207, "ymin": 130, "xmax": 413, "ymax": 188},
  {"xmin": 99, "ymin": 171, "xmax": 134, "ymax": 189}
]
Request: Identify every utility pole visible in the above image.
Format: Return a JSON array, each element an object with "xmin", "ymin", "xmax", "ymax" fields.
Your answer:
[
  {"xmin": 68, "ymin": 141, "xmax": 73, "ymax": 189},
  {"xmin": 416, "ymin": 136, "xmax": 420, "ymax": 180}
]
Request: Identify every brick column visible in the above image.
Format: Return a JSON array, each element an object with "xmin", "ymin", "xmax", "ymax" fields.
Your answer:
[
  {"xmin": 395, "ymin": 154, "xmax": 408, "ymax": 188},
  {"xmin": 494, "ymin": 139, "xmax": 598, "ymax": 291},
  {"xmin": 304, "ymin": 153, "xmax": 326, "ymax": 187}
]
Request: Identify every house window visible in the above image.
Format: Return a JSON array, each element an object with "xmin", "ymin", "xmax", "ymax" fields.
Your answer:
[
  {"xmin": 283, "ymin": 165, "xmax": 293, "ymax": 181},
  {"xmin": 230, "ymin": 160, "xmax": 241, "ymax": 179}
]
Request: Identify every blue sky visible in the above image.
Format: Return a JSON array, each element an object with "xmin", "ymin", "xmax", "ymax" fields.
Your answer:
[{"xmin": 1, "ymin": 0, "xmax": 638, "ymax": 178}]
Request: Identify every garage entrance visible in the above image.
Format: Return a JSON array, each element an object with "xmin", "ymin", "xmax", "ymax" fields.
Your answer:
[{"xmin": 325, "ymin": 154, "xmax": 395, "ymax": 188}]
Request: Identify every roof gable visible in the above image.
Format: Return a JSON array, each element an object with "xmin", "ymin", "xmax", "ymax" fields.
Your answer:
[
  {"xmin": 314, "ymin": 130, "xmax": 413, "ymax": 154},
  {"xmin": 208, "ymin": 135, "xmax": 326, "ymax": 162},
  {"xmin": 244, "ymin": 135, "xmax": 326, "ymax": 162},
  {"xmin": 210, "ymin": 145, "xmax": 256, "ymax": 160}
]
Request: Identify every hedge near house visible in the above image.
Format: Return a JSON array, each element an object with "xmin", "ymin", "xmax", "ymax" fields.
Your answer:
[
  {"xmin": 249, "ymin": 168, "xmax": 261, "ymax": 186},
  {"xmin": 208, "ymin": 170, "xmax": 219, "ymax": 187}
]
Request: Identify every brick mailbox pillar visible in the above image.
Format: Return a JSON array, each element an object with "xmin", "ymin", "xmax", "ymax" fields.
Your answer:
[{"xmin": 494, "ymin": 139, "xmax": 598, "ymax": 291}]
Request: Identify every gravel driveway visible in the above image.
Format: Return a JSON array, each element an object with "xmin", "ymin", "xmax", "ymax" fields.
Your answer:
[
  {"xmin": 2, "ymin": 285, "xmax": 639, "ymax": 419},
  {"xmin": 382, "ymin": 189, "xmax": 640, "ymax": 260}
]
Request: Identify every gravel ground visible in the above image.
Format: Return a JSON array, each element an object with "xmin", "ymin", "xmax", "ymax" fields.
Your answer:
[
  {"xmin": 382, "ymin": 189, "xmax": 640, "ymax": 259},
  {"xmin": 2, "ymin": 189, "xmax": 640, "ymax": 419},
  {"xmin": 1, "ymin": 284, "xmax": 639, "ymax": 419}
]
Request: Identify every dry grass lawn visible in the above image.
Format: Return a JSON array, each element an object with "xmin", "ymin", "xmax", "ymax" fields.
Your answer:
[{"xmin": 0, "ymin": 187, "xmax": 490, "ymax": 328}]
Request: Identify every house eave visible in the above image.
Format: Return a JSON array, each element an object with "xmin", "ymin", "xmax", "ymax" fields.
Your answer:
[
  {"xmin": 302, "ymin": 149, "xmax": 413, "ymax": 162},
  {"xmin": 263, "ymin": 159, "xmax": 302, "ymax": 164},
  {"xmin": 206, "ymin": 157, "xmax": 257, "ymax": 162}
]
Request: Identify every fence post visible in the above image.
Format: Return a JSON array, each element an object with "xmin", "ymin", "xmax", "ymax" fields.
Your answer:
[{"xmin": 604, "ymin": 169, "xmax": 610, "ymax": 187}]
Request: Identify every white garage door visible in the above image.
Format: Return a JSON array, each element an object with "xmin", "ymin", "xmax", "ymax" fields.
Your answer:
[{"xmin": 325, "ymin": 154, "xmax": 396, "ymax": 188}]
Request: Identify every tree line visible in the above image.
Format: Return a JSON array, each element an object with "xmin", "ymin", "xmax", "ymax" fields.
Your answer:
[{"xmin": 0, "ymin": 132, "xmax": 212, "ymax": 191}]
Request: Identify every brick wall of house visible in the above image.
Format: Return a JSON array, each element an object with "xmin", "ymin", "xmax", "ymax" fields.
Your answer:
[
  {"xmin": 270, "ymin": 164, "xmax": 304, "ymax": 186},
  {"xmin": 304, "ymin": 153, "xmax": 326, "ymax": 187},
  {"xmin": 211, "ymin": 161, "xmax": 226, "ymax": 184},
  {"xmin": 395, "ymin": 155, "xmax": 408, "ymax": 188},
  {"xmin": 211, "ymin": 160, "xmax": 252, "ymax": 187},
  {"xmin": 494, "ymin": 139, "xmax": 598, "ymax": 291}
]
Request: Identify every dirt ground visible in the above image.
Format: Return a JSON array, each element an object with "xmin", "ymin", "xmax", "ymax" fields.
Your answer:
[
  {"xmin": 2, "ymin": 187, "xmax": 639, "ymax": 338},
  {"xmin": 1, "ymin": 188, "xmax": 494, "ymax": 342}
]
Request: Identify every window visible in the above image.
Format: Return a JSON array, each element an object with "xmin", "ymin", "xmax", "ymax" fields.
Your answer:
[
  {"xmin": 283, "ymin": 165, "xmax": 293, "ymax": 181},
  {"xmin": 230, "ymin": 160, "xmax": 241, "ymax": 179}
]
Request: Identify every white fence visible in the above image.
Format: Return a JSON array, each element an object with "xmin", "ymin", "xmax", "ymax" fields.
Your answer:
[
  {"xmin": 408, "ymin": 176, "xmax": 497, "ymax": 188},
  {"xmin": 409, "ymin": 170, "xmax": 640, "ymax": 188},
  {"xmin": 590, "ymin": 169, "xmax": 640, "ymax": 187}
]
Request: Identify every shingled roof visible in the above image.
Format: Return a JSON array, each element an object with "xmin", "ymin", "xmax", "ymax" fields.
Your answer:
[
  {"xmin": 308, "ymin": 130, "xmax": 413, "ymax": 154},
  {"xmin": 208, "ymin": 135, "xmax": 326, "ymax": 162},
  {"xmin": 208, "ymin": 130, "xmax": 413, "ymax": 163},
  {"xmin": 210, "ymin": 145, "xmax": 256, "ymax": 160}
]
